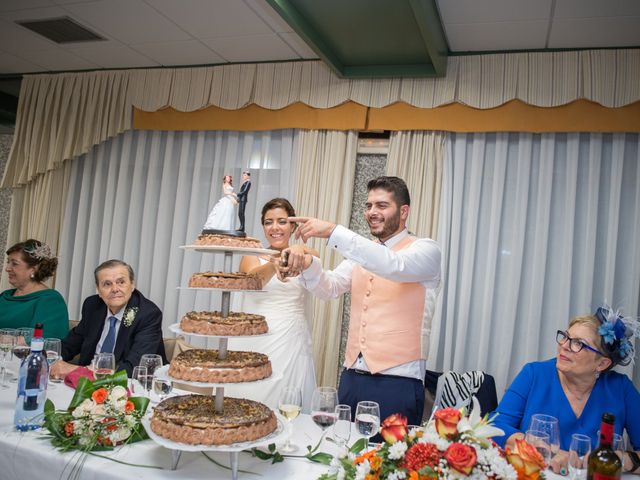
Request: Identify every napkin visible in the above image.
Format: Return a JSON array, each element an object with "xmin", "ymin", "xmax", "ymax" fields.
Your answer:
[{"xmin": 64, "ymin": 367, "xmax": 95, "ymax": 388}]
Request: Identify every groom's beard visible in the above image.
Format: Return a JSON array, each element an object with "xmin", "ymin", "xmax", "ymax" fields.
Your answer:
[{"xmin": 369, "ymin": 209, "xmax": 401, "ymax": 241}]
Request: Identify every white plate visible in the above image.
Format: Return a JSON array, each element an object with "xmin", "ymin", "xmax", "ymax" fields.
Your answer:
[
  {"xmin": 168, "ymin": 322, "xmax": 273, "ymax": 339},
  {"xmin": 142, "ymin": 411, "xmax": 287, "ymax": 452},
  {"xmin": 180, "ymin": 245, "xmax": 278, "ymax": 256},
  {"xmin": 155, "ymin": 364, "xmax": 282, "ymax": 388},
  {"xmin": 177, "ymin": 287, "xmax": 267, "ymax": 293}
]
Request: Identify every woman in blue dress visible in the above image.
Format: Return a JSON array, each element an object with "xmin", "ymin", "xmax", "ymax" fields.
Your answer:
[{"xmin": 492, "ymin": 307, "xmax": 640, "ymax": 475}]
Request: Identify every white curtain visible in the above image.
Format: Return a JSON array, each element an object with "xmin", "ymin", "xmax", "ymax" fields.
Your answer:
[
  {"xmin": 430, "ymin": 132, "xmax": 640, "ymax": 395},
  {"xmin": 57, "ymin": 129, "xmax": 298, "ymax": 329}
]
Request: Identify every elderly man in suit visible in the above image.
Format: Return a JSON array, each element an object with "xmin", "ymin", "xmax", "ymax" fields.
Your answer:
[{"xmin": 51, "ymin": 259, "xmax": 166, "ymax": 379}]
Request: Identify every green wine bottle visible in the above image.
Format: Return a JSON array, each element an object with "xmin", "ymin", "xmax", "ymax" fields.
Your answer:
[{"xmin": 587, "ymin": 413, "xmax": 622, "ymax": 480}]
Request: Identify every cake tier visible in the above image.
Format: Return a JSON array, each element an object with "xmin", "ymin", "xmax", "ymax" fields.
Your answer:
[
  {"xmin": 169, "ymin": 349, "xmax": 272, "ymax": 383},
  {"xmin": 188, "ymin": 272, "xmax": 262, "ymax": 290},
  {"xmin": 150, "ymin": 394, "xmax": 277, "ymax": 445},
  {"xmin": 180, "ymin": 311, "xmax": 268, "ymax": 336},
  {"xmin": 195, "ymin": 234, "xmax": 262, "ymax": 249}
]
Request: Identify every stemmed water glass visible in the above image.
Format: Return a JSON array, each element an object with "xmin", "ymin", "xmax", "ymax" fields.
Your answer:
[
  {"xmin": 278, "ymin": 386, "xmax": 303, "ymax": 453},
  {"xmin": 311, "ymin": 386, "xmax": 338, "ymax": 433},
  {"xmin": 355, "ymin": 401, "xmax": 380, "ymax": 447},
  {"xmin": 152, "ymin": 376, "xmax": 173, "ymax": 403},
  {"xmin": 568, "ymin": 433, "xmax": 591, "ymax": 480},
  {"xmin": 43, "ymin": 338, "xmax": 62, "ymax": 387},
  {"xmin": 529, "ymin": 414, "xmax": 560, "ymax": 457},
  {"xmin": 94, "ymin": 352, "xmax": 115, "ymax": 380},
  {"xmin": 131, "ymin": 365, "xmax": 149, "ymax": 396},
  {"xmin": 0, "ymin": 329, "xmax": 17, "ymax": 388},
  {"xmin": 525, "ymin": 429, "xmax": 552, "ymax": 466},
  {"xmin": 139, "ymin": 354, "xmax": 163, "ymax": 395},
  {"xmin": 333, "ymin": 404, "xmax": 352, "ymax": 448}
]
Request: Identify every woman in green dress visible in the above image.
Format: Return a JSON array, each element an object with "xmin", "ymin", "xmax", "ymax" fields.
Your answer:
[{"xmin": 1, "ymin": 239, "xmax": 69, "ymax": 340}]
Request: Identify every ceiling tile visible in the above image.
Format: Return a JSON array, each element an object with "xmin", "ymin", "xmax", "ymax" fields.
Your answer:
[
  {"xmin": 243, "ymin": 0, "xmax": 293, "ymax": 33},
  {"xmin": 201, "ymin": 33, "xmax": 298, "ymax": 62},
  {"xmin": 66, "ymin": 41, "xmax": 159, "ymax": 68},
  {"xmin": 554, "ymin": 0, "xmax": 640, "ymax": 18},
  {"xmin": 0, "ymin": 51, "xmax": 44, "ymax": 73},
  {"xmin": 19, "ymin": 47, "xmax": 100, "ymax": 71},
  {"xmin": 146, "ymin": 0, "xmax": 272, "ymax": 38},
  {"xmin": 549, "ymin": 17, "xmax": 640, "ymax": 48},
  {"xmin": 132, "ymin": 40, "xmax": 225, "ymax": 66},
  {"xmin": 0, "ymin": 0, "xmax": 55, "ymax": 13},
  {"xmin": 0, "ymin": 19, "xmax": 60, "ymax": 52},
  {"xmin": 445, "ymin": 21, "xmax": 548, "ymax": 51},
  {"xmin": 64, "ymin": 0, "xmax": 191, "ymax": 44},
  {"xmin": 280, "ymin": 32, "xmax": 318, "ymax": 59},
  {"xmin": 437, "ymin": 0, "xmax": 552, "ymax": 24}
]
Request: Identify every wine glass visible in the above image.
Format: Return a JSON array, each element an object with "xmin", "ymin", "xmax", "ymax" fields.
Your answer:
[
  {"xmin": 333, "ymin": 404, "xmax": 352, "ymax": 448},
  {"xmin": 43, "ymin": 338, "xmax": 62, "ymax": 387},
  {"xmin": 568, "ymin": 433, "xmax": 591, "ymax": 480},
  {"xmin": 139, "ymin": 354, "xmax": 163, "ymax": 394},
  {"xmin": 152, "ymin": 376, "xmax": 173, "ymax": 403},
  {"xmin": 0, "ymin": 329, "xmax": 17, "ymax": 388},
  {"xmin": 311, "ymin": 386, "xmax": 338, "ymax": 433},
  {"xmin": 278, "ymin": 386, "xmax": 302, "ymax": 453},
  {"xmin": 131, "ymin": 365, "xmax": 149, "ymax": 396},
  {"xmin": 525, "ymin": 429, "xmax": 552, "ymax": 466},
  {"xmin": 529, "ymin": 414, "xmax": 560, "ymax": 456},
  {"xmin": 355, "ymin": 401, "xmax": 380, "ymax": 447},
  {"xmin": 94, "ymin": 352, "xmax": 115, "ymax": 380}
]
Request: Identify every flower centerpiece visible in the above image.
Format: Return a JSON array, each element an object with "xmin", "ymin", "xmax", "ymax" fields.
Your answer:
[
  {"xmin": 43, "ymin": 370, "xmax": 149, "ymax": 451},
  {"xmin": 320, "ymin": 398, "xmax": 546, "ymax": 480}
]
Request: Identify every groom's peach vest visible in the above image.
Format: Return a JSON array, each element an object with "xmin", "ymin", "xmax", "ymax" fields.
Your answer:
[{"xmin": 345, "ymin": 236, "xmax": 426, "ymax": 374}]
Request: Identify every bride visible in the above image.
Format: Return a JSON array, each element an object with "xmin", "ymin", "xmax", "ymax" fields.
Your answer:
[
  {"xmin": 203, "ymin": 175, "xmax": 237, "ymax": 231},
  {"xmin": 227, "ymin": 198, "xmax": 318, "ymax": 412}
]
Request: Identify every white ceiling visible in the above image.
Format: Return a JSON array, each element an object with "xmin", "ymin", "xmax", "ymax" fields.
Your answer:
[{"xmin": 0, "ymin": 0, "xmax": 638, "ymax": 75}]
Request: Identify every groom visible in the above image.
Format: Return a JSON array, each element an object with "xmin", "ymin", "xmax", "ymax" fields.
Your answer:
[{"xmin": 237, "ymin": 171, "xmax": 251, "ymax": 231}]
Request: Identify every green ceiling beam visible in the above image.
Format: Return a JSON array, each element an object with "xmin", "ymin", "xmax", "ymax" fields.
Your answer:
[{"xmin": 266, "ymin": 0, "xmax": 448, "ymax": 79}]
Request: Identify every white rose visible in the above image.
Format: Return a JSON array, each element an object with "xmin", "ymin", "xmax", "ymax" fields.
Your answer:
[{"xmin": 109, "ymin": 386, "xmax": 128, "ymax": 403}]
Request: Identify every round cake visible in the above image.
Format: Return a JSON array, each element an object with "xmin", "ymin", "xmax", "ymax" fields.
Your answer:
[
  {"xmin": 189, "ymin": 272, "xmax": 262, "ymax": 290},
  {"xmin": 169, "ymin": 349, "xmax": 272, "ymax": 383},
  {"xmin": 195, "ymin": 233, "xmax": 262, "ymax": 249},
  {"xmin": 150, "ymin": 394, "xmax": 277, "ymax": 445},
  {"xmin": 180, "ymin": 311, "xmax": 268, "ymax": 336}
]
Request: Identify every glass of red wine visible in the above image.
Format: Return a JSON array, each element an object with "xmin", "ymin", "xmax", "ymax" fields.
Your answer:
[{"xmin": 311, "ymin": 386, "xmax": 338, "ymax": 433}]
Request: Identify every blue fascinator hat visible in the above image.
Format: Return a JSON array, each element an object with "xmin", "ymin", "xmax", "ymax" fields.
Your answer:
[{"xmin": 594, "ymin": 307, "xmax": 639, "ymax": 366}]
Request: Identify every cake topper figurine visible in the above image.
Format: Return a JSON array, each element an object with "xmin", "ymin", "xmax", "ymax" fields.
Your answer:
[{"xmin": 237, "ymin": 171, "xmax": 251, "ymax": 232}]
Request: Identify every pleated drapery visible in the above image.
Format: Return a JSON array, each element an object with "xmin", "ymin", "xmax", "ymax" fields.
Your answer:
[{"xmin": 430, "ymin": 132, "xmax": 640, "ymax": 393}]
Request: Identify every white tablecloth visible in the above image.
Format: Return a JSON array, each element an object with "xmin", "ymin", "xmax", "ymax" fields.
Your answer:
[{"xmin": 0, "ymin": 379, "xmax": 631, "ymax": 480}]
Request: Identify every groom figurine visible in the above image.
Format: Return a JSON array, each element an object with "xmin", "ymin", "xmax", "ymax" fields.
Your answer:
[{"xmin": 237, "ymin": 171, "xmax": 251, "ymax": 231}]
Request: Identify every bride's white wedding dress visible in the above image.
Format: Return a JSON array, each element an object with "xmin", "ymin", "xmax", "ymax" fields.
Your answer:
[
  {"xmin": 203, "ymin": 184, "xmax": 236, "ymax": 230},
  {"xmin": 227, "ymin": 258, "xmax": 317, "ymax": 412}
]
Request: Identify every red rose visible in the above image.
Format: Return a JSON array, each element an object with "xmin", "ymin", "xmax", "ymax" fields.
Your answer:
[
  {"xmin": 444, "ymin": 443, "xmax": 477, "ymax": 475},
  {"xmin": 64, "ymin": 421, "xmax": 74, "ymax": 437},
  {"xmin": 380, "ymin": 413, "xmax": 408, "ymax": 444},
  {"xmin": 403, "ymin": 442, "xmax": 441, "ymax": 472},
  {"xmin": 434, "ymin": 407, "xmax": 461, "ymax": 439}
]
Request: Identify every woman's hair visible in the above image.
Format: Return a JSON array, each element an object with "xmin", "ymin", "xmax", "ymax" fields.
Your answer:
[
  {"xmin": 223, "ymin": 175, "xmax": 232, "ymax": 185},
  {"xmin": 261, "ymin": 198, "xmax": 296, "ymax": 231},
  {"xmin": 6, "ymin": 239, "xmax": 58, "ymax": 282},
  {"xmin": 568, "ymin": 315, "xmax": 605, "ymax": 352}
]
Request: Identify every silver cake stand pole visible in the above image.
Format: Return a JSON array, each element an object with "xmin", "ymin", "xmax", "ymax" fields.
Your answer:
[
  {"xmin": 170, "ymin": 449, "xmax": 182, "ymax": 470},
  {"xmin": 230, "ymin": 451, "xmax": 239, "ymax": 480}
]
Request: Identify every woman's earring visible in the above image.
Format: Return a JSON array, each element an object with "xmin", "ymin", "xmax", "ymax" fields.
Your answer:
[
  {"xmin": 595, "ymin": 371, "xmax": 600, "ymax": 380},
  {"xmin": 30, "ymin": 273, "xmax": 34, "ymax": 279}
]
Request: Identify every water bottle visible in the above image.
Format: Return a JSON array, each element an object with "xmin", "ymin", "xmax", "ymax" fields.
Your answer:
[{"xmin": 14, "ymin": 323, "xmax": 48, "ymax": 431}]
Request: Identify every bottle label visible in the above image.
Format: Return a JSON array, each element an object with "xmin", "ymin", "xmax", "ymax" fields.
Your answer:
[{"xmin": 593, "ymin": 474, "xmax": 619, "ymax": 480}]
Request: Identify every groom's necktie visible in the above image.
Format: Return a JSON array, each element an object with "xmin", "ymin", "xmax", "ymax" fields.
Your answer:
[{"xmin": 100, "ymin": 316, "xmax": 118, "ymax": 353}]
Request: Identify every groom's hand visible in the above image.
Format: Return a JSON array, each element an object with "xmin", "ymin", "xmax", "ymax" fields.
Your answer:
[{"xmin": 289, "ymin": 216, "xmax": 336, "ymax": 242}]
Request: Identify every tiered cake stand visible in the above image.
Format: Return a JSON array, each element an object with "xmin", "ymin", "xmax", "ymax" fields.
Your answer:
[{"xmin": 144, "ymin": 244, "xmax": 287, "ymax": 479}]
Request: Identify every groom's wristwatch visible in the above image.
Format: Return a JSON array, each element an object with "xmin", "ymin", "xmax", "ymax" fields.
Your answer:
[{"xmin": 627, "ymin": 450, "xmax": 640, "ymax": 472}]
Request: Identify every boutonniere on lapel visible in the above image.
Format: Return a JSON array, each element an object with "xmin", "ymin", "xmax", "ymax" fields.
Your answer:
[{"xmin": 122, "ymin": 307, "xmax": 139, "ymax": 328}]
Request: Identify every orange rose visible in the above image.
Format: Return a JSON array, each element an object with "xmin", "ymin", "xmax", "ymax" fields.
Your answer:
[
  {"xmin": 125, "ymin": 400, "xmax": 135, "ymax": 413},
  {"xmin": 91, "ymin": 388, "xmax": 108, "ymax": 404},
  {"xmin": 64, "ymin": 421, "xmax": 74, "ymax": 437},
  {"xmin": 507, "ymin": 439, "xmax": 546, "ymax": 480},
  {"xmin": 444, "ymin": 443, "xmax": 477, "ymax": 475},
  {"xmin": 380, "ymin": 413, "xmax": 408, "ymax": 444},
  {"xmin": 434, "ymin": 407, "xmax": 461, "ymax": 439}
]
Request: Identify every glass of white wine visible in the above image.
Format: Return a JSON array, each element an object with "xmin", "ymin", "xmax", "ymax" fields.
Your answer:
[
  {"xmin": 278, "ymin": 386, "xmax": 302, "ymax": 453},
  {"xmin": 94, "ymin": 352, "xmax": 115, "ymax": 380},
  {"xmin": 43, "ymin": 338, "xmax": 62, "ymax": 387}
]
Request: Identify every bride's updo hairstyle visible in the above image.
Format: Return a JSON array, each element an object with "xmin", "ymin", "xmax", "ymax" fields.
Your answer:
[
  {"xmin": 223, "ymin": 175, "xmax": 232, "ymax": 185},
  {"xmin": 261, "ymin": 198, "xmax": 298, "ymax": 232}
]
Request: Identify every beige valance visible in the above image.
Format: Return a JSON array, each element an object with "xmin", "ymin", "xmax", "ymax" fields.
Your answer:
[{"xmin": 4, "ymin": 50, "xmax": 640, "ymax": 188}]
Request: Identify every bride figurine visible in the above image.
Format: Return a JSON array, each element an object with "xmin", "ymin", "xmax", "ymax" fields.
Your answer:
[{"xmin": 203, "ymin": 175, "xmax": 238, "ymax": 231}]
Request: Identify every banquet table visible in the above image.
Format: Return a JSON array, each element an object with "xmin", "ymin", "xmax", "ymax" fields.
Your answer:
[{"xmin": 0, "ymin": 379, "xmax": 633, "ymax": 480}]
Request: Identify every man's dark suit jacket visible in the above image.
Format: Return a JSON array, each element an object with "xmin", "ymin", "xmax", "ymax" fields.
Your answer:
[
  {"xmin": 237, "ymin": 180, "xmax": 251, "ymax": 203},
  {"xmin": 61, "ymin": 289, "xmax": 166, "ymax": 376}
]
